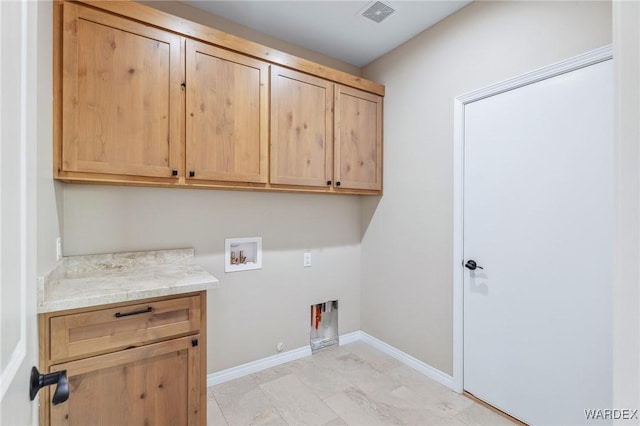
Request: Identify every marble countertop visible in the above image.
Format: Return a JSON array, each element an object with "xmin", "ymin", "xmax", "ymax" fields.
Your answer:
[{"xmin": 38, "ymin": 248, "xmax": 219, "ymax": 313}]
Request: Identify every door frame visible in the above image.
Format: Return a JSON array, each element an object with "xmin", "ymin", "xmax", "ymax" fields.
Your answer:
[
  {"xmin": 451, "ymin": 44, "xmax": 613, "ymax": 393},
  {"xmin": 0, "ymin": 0, "xmax": 31, "ymax": 401}
]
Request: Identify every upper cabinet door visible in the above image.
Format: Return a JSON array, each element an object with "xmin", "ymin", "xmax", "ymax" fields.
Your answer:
[
  {"xmin": 334, "ymin": 85, "xmax": 382, "ymax": 190},
  {"xmin": 270, "ymin": 66, "xmax": 333, "ymax": 187},
  {"xmin": 334, "ymin": 85, "xmax": 383, "ymax": 191},
  {"xmin": 61, "ymin": 3, "xmax": 184, "ymax": 178},
  {"xmin": 186, "ymin": 40, "xmax": 269, "ymax": 183}
]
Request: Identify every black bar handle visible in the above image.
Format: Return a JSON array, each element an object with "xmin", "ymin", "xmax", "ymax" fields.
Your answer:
[{"xmin": 114, "ymin": 306, "xmax": 153, "ymax": 318}]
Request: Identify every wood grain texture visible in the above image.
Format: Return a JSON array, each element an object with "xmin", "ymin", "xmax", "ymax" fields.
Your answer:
[
  {"xmin": 270, "ymin": 66, "xmax": 333, "ymax": 187},
  {"xmin": 55, "ymin": 171, "xmax": 383, "ymax": 194},
  {"xmin": 53, "ymin": 0, "xmax": 64, "ymax": 180},
  {"xmin": 186, "ymin": 40, "xmax": 268, "ymax": 183},
  {"xmin": 195, "ymin": 293, "xmax": 207, "ymax": 425},
  {"xmin": 39, "ymin": 292, "xmax": 207, "ymax": 426},
  {"xmin": 38, "ymin": 314, "xmax": 51, "ymax": 426},
  {"xmin": 49, "ymin": 295, "xmax": 200, "ymax": 364},
  {"xmin": 62, "ymin": 3, "xmax": 184, "ymax": 178},
  {"xmin": 49, "ymin": 335, "xmax": 198, "ymax": 425},
  {"xmin": 55, "ymin": 1, "xmax": 384, "ymax": 195},
  {"xmin": 73, "ymin": 0, "xmax": 384, "ymax": 96},
  {"xmin": 334, "ymin": 85, "xmax": 383, "ymax": 191},
  {"xmin": 463, "ymin": 391, "xmax": 528, "ymax": 425}
]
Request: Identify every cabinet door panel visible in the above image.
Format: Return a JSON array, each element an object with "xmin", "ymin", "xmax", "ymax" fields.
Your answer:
[
  {"xmin": 186, "ymin": 41, "xmax": 268, "ymax": 182},
  {"xmin": 49, "ymin": 335, "xmax": 201, "ymax": 426},
  {"xmin": 334, "ymin": 85, "xmax": 382, "ymax": 190},
  {"xmin": 270, "ymin": 66, "xmax": 332, "ymax": 187},
  {"xmin": 62, "ymin": 3, "xmax": 183, "ymax": 178}
]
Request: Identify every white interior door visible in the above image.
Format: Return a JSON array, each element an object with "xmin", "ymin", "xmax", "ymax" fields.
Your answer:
[
  {"xmin": 463, "ymin": 59, "xmax": 614, "ymax": 425},
  {"xmin": 1, "ymin": 1, "xmax": 39, "ymax": 425}
]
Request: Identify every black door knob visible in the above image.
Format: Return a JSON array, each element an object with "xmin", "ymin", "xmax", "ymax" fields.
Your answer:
[
  {"xmin": 464, "ymin": 260, "xmax": 483, "ymax": 271},
  {"xmin": 30, "ymin": 366, "xmax": 69, "ymax": 405}
]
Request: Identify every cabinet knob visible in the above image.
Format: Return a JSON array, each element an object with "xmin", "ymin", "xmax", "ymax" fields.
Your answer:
[
  {"xmin": 327, "ymin": 180, "xmax": 332, "ymax": 185},
  {"xmin": 180, "ymin": 83, "xmax": 186, "ymax": 90},
  {"xmin": 171, "ymin": 169, "xmax": 178, "ymax": 176},
  {"xmin": 189, "ymin": 171, "xmax": 195, "ymax": 177},
  {"xmin": 336, "ymin": 181, "xmax": 341, "ymax": 187}
]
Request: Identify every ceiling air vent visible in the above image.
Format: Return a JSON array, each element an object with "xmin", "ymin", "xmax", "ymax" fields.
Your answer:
[{"xmin": 361, "ymin": 1, "xmax": 395, "ymax": 24}]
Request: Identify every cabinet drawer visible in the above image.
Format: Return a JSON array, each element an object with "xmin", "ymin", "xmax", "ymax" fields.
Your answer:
[{"xmin": 48, "ymin": 295, "xmax": 201, "ymax": 363}]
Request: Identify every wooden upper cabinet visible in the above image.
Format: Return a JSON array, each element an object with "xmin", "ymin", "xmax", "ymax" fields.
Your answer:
[
  {"xmin": 186, "ymin": 40, "xmax": 269, "ymax": 183},
  {"xmin": 61, "ymin": 3, "xmax": 184, "ymax": 178},
  {"xmin": 55, "ymin": 1, "xmax": 383, "ymax": 193},
  {"xmin": 334, "ymin": 85, "xmax": 383, "ymax": 191},
  {"xmin": 270, "ymin": 66, "xmax": 333, "ymax": 187}
]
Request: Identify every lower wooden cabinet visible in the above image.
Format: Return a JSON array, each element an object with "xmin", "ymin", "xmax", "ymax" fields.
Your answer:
[{"xmin": 39, "ymin": 292, "xmax": 207, "ymax": 426}]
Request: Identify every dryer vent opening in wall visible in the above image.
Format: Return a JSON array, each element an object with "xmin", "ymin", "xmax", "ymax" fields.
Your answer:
[{"xmin": 311, "ymin": 301, "xmax": 338, "ymax": 352}]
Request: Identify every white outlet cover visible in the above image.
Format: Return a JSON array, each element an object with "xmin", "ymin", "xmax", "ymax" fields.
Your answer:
[{"xmin": 304, "ymin": 252, "xmax": 312, "ymax": 267}]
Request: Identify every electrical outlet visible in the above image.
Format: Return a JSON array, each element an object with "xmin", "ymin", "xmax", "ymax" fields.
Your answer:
[
  {"xmin": 56, "ymin": 237, "xmax": 62, "ymax": 261},
  {"xmin": 303, "ymin": 252, "xmax": 312, "ymax": 267}
]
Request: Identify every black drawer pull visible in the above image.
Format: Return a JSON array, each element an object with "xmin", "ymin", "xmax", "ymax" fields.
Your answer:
[{"xmin": 114, "ymin": 306, "xmax": 153, "ymax": 318}]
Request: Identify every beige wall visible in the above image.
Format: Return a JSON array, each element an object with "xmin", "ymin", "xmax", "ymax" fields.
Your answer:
[
  {"xmin": 37, "ymin": 0, "xmax": 63, "ymax": 277},
  {"xmin": 361, "ymin": 1, "xmax": 612, "ymax": 375},
  {"xmin": 48, "ymin": 0, "xmax": 621, "ymax": 381},
  {"xmin": 139, "ymin": 1, "xmax": 361, "ymax": 76},
  {"xmin": 63, "ymin": 185, "xmax": 362, "ymax": 372},
  {"xmin": 59, "ymin": 2, "xmax": 365, "ymax": 374}
]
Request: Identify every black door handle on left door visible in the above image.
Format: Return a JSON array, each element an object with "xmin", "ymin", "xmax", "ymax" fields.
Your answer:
[
  {"xmin": 30, "ymin": 366, "xmax": 69, "ymax": 405},
  {"xmin": 465, "ymin": 260, "xmax": 483, "ymax": 270}
]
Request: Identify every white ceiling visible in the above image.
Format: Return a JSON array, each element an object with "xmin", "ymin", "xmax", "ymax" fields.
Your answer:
[{"xmin": 183, "ymin": 1, "xmax": 471, "ymax": 67}]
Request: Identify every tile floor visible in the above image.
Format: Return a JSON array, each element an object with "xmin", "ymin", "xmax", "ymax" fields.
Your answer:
[{"xmin": 207, "ymin": 341, "xmax": 516, "ymax": 426}]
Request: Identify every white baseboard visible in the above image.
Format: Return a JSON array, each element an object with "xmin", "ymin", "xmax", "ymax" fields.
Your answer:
[
  {"xmin": 207, "ymin": 330, "xmax": 454, "ymax": 391},
  {"xmin": 358, "ymin": 331, "xmax": 454, "ymax": 389},
  {"xmin": 338, "ymin": 330, "xmax": 362, "ymax": 345},
  {"xmin": 207, "ymin": 345, "xmax": 312, "ymax": 387}
]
